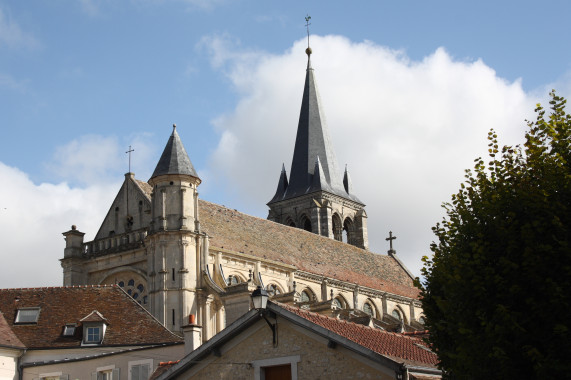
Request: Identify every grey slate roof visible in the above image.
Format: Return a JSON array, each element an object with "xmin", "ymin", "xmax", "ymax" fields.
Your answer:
[
  {"xmin": 150, "ymin": 125, "xmax": 199, "ymax": 180},
  {"xmin": 269, "ymin": 54, "xmax": 362, "ymax": 204}
]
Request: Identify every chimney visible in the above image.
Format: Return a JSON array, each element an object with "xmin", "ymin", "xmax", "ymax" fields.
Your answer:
[{"xmin": 182, "ymin": 314, "xmax": 202, "ymax": 355}]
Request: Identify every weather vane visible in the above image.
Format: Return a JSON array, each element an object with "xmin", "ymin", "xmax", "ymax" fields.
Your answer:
[{"xmin": 305, "ymin": 15, "xmax": 311, "ymax": 49}]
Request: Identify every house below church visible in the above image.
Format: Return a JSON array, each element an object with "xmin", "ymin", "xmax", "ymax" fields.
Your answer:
[
  {"xmin": 151, "ymin": 301, "xmax": 440, "ymax": 380},
  {"xmin": 0, "ymin": 286, "xmax": 184, "ymax": 380}
]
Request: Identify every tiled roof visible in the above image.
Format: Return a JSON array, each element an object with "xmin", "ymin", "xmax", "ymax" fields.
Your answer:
[
  {"xmin": 132, "ymin": 180, "xmax": 418, "ymax": 298},
  {"xmin": 279, "ymin": 302, "xmax": 438, "ymax": 367},
  {"xmin": 199, "ymin": 200, "xmax": 419, "ymax": 298},
  {"xmin": 150, "ymin": 361, "xmax": 180, "ymax": 380},
  {"xmin": 0, "ymin": 286, "xmax": 182, "ymax": 349},
  {"xmin": 0, "ymin": 313, "xmax": 25, "ymax": 349}
]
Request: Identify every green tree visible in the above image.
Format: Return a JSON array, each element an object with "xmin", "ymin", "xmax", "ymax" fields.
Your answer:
[{"xmin": 420, "ymin": 91, "xmax": 571, "ymax": 379}]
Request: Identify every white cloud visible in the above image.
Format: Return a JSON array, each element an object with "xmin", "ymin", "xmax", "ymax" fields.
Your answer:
[
  {"xmin": 0, "ymin": 7, "xmax": 39, "ymax": 49},
  {"xmin": 45, "ymin": 133, "xmax": 158, "ymax": 186},
  {"xmin": 0, "ymin": 132, "xmax": 158, "ymax": 288},
  {"xmin": 0, "ymin": 162, "xmax": 118, "ymax": 288},
  {"xmin": 203, "ymin": 35, "xmax": 545, "ymax": 277}
]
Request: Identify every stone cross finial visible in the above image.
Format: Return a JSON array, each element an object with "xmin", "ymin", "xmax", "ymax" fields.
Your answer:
[
  {"xmin": 126, "ymin": 145, "xmax": 134, "ymax": 173},
  {"xmin": 386, "ymin": 231, "xmax": 397, "ymax": 251}
]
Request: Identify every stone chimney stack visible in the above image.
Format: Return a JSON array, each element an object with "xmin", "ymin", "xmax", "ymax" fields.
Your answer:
[{"xmin": 182, "ymin": 314, "xmax": 202, "ymax": 355}]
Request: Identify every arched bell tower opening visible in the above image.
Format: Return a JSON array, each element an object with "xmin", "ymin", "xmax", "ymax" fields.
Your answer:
[
  {"xmin": 300, "ymin": 214, "xmax": 312, "ymax": 232},
  {"xmin": 332, "ymin": 214, "xmax": 342, "ymax": 242}
]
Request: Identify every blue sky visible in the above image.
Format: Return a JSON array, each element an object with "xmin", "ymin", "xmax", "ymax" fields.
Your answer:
[{"xmin": 1, "ymin": 0, "xmax": 570, "ymax": 288}]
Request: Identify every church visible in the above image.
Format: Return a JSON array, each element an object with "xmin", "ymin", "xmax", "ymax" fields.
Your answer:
[{"xmin": 60, "ymin": 46, "xmax": 423, "ymax": 343}]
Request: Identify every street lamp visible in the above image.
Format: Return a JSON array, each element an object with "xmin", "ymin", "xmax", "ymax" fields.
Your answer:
[
  {"xmin": 251, "ymin": 285, "xmax": 269, "ymax": 310},
  {"xmin": 251, "ymin": 285, "xmax": 277, "ymax": 347}
]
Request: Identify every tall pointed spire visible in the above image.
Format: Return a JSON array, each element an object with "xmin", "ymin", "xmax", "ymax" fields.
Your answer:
[
  {"xmin": 269, "ymin": 46, "xmax": 361, "ymax": 204},
  {"xmin": 266, "ymin": 26, "xmax": 368, "ymax": 250},
  {"xmin": 150, "ymin": 124, "xmax": 199, "ymax": 180}
]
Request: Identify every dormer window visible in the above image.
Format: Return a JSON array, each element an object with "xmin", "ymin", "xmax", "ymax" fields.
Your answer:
[
  {"xmin": 80, "ymin": 310, "xmax": 108, "ymax": 345},
  {"xmin": 15, "ymin": 307, "xmax": 40, "ymax": 324}
]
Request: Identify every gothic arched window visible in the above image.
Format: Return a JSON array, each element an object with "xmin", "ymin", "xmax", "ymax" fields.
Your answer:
[
  {"xmin": 300, "ymin": 290, "xmax": 311, "ymax": 303},
  {"xmin": 228, "ymin": 275, "xmax": 241, "ymax": 285},
  {"xmin": 392, "ymin": 309, "xmax": 402, "ymax": 321},
  {"xmin": 266, "ymin": 284, "xmax": 281, "ymax": 297},
  {"xmin": 332, "ymin": 298, "xmax": 344, "ymax": 309},
  {"xmin": 363, "ymin": 302, "xmax": 374, "ymax": 317}
]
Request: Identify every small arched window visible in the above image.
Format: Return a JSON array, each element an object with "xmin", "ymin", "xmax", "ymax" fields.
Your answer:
[
  {"xmin": 300, "ymin": 290, "xmax": 311, "ymax": 303},
  {"xmin": 392, "ymin": 309, "xmax": 402, "ymax": 321},
  {"xmin": 363, "ymin": 302, "xmax": 374, "ymax": 317},
  {"xmin": 266, "ymin": 284, "xmax": 281, "ymax": 297},
  {"xmin": 332, "ymin": 298, "xmax": 343, "ymax": 309},
  {"xmin": 418, "ymin": 316, "xmax": 426, "ymax": 325},
  {"xmin": 228, "ymin": 275, "xmax": 241, "ymax": 285}
]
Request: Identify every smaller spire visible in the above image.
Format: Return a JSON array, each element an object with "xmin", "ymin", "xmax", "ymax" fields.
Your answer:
[
  {"xmin": 268, "ymin": 164, "xmax": 289, "ymax": 204},
  {"xmin": 343, "ymin": 164, "xmax": 353, "ymax": 194},
  {"xmin": 309, "ymin": 156, "xmax": 331, "ymax": 194}
]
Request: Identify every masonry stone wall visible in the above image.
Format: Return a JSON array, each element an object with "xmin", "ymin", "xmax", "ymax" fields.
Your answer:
[{"xmin": 181, "ymin": 320, "xmax": 394, "ymax": 380}]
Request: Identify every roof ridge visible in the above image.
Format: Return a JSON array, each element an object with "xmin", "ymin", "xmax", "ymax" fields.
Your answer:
[{"xmin": 0, "ymin": 285, "xmax": 117, "ymax": 291}]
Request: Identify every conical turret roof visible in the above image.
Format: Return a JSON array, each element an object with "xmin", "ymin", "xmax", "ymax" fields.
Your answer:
[{"xmin": 151, "ymin": 125, "xmax": 199, "ymax": 180}]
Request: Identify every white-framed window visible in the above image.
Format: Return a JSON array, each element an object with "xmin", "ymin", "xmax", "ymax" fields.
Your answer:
[
  {"xmin": 86, "ymin": 326, "xmax": 101, "ymax": 342},
  {"xmin": 92, "ymin": 365, "xmax": 119, "ymax": 380},
  {"xmin": 252, "ymin": 355, "xmax": 300, "ymax": 380},
  {"xmin": 15, "ymin": 307, "xmax": 40, "ymax": 324},
  {"xmin": 129, "ymin": 359, "xmax": 152, "ymax": 380}
]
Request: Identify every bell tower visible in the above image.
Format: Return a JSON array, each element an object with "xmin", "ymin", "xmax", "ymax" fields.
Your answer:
[{"xmin": 267, "ymin": 47, "xmax": 368, "ymax": 250}]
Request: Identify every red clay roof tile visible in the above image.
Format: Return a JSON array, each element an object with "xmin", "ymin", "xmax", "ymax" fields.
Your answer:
[
  {"xmin": 0, "ymin": 286, "xmax": 182, "ymax": 349},
  {"xmin": 278, "ymin": 302, "xmax": 438, "ymax": 367}
]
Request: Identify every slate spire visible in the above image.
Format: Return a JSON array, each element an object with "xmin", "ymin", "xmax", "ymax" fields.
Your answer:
[
  {"xmin": 269, "ymin": 47, "xmax": 361, "ymax": 204},
  {"xmin": 150, "ymin": 124, "xmax": 199, "ymax": 180}
]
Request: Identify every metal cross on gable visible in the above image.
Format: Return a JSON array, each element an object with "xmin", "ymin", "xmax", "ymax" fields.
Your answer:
[
  {"xmin": 386, "ymin": 231, "xmax": 397, "ymax": 251},
  {"xmin": 126, "ymin": 145, "xmax": 134, "ymax": 173}
]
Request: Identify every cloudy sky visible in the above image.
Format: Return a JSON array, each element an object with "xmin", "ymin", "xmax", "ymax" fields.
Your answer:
[{"xmin": 1, "ymin": 1, "xmax": 570, "ymax": 288}]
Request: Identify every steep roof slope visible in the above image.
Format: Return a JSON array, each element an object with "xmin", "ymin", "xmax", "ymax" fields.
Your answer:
[
  {"xmin": 0, "ymin": 286, "xmax": 182, "ymax": 349},
  {"xmin": 199, "ymin": 200, "xmax": 419, "ymax": 298},
  {"xmin": 0, "ymin": 313, "xmax": 25, "ymax": 349}
]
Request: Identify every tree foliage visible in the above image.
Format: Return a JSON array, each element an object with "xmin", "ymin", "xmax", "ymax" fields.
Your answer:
[{"xmin": 420, "ymin": 91, "xmax": 571, "ymax": 379}]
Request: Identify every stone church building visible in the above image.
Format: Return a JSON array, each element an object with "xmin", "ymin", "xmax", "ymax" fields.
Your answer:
[{"xmin": 61, "ymin": 48, "xmax": 423, "ymax": 344}]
